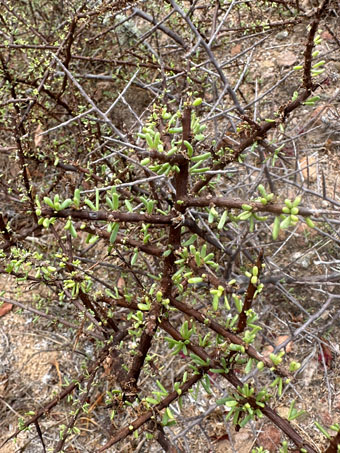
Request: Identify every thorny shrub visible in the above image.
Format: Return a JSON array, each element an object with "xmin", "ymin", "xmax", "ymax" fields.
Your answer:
[{"xmin": 0, "ymin": 0, "xmax": 339, "ymax": 452}]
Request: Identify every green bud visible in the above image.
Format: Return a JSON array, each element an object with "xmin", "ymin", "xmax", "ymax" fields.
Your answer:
[
  {"xmin": 192, "ymin": 97, "xmax": 203, "ymax": 106},
  {"xmin": 305, "ymin": 217, "xmax": 315, "ymax": 228}
]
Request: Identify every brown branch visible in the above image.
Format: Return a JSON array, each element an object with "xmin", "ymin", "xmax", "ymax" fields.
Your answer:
[
  {"xmin": 236, "ymin": 250, "xmax": 264, "ymax": 333},
  {"xmin": 123, "ymin": 108, "xmax": 193, "ymax": 395},
  {"xmin": 324, "ymin": 430, "xmax": 340, "ymax": 453},
  {"xmin": 50, "ymin": 225, "xmax": 116, "ymax": 332},
  {"xmin": 58, "ymin": 16, "xmax": 78, "ymax": 97},
  {"xmin": 96, "ymin": 371, "xmax": 203, "ymax": 451},
  {"xmin": 100, "ymin": 291, "xmax": 290, "ymax": 376},
  {"xmin": 125, "ymin": 302, "xmax": 161, "ymax": 395},
  {"xmin": 53, "ymin": 357, "xmax": 98, "ymax": 452},
  {"xmin": 160, "ymin": 319, "xmax": 317, "ymax": 453},
  {"xmin": 155, "ymin": 423, "xmax": 184, "ymax": 453},
  {"xmin": 133, "ymin": 7, "xmax": 187, "ymax": 49},
  {"xmin": 183, "ymin": 217, "xmax": 225, "ymax": 251},
  {"xmin": 168, "ymin": 296, "xmax": 289, "ymax": 377},
  {"xmin": 0, "ymin": 333, "xmax": 127, "ymax": 450},
  {"xmin": 182, "ymin": 196, "xmax": 326, "ymax": 218},
  {"xmin": 0, "ymin": 213, "xmax": 12, "ymax": 244},
  {"xmin": 41, "ymin": 208, "xmax": 173, "ymax": 224},
  {"xmin": 82, "ymin": 225, "xmax": 164, "ymax": 256},
  {"xmin": 187, "ymin": 257, "xmax": 233, "ymax": 292},
  {"xmin": 303, "ymin": 0, "xmax": 330, "ymax": 91}
]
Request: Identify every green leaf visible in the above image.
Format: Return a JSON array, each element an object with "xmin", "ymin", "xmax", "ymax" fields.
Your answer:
[
  {"xmin": 188, "ymin": 277, "xmax": 203, "ymax": 284},
  {"xmin": 109, "ymin": 223, "xmax": 120, "ymax": 243},
  {"xmin": 217, "ymin": 210, "xmax": 228, "ymax": 230},
  {"xmin": 85, "ymin": 199, "xmax": 96, "ymax": 211},
  {"xmin": 60, "ymin": 199, "xmax": 72, "ymax": 210},
  {"xmin": 272, "ymin": 216, "xmax": 281, "ymax": 240},
  {"xmin": 280, "ymin": 216, "xmax": 291, "ymax": 230},
  {"xmin": 43, "ymin": 197, "xmax": 55, "ymax": 209}
]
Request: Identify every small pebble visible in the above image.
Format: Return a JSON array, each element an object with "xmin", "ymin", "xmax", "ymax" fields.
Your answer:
[{"xmin": 276, "ymin": 30, "xmax": 289, "ymax": 40}]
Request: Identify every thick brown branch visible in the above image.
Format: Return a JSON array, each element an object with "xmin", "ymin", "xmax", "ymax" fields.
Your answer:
[
  {"xmin": 96, "ymin": 371, "xmax": 203, "ymax": 451},
  {"xmin": 168, "ymin": 297, "xmax": 289, "ymax": 377},
  {"xmin": 160, "ymin": 319, "xmax": 317, "ymax": 453},
  {"xmin": 236, "ymin": 250, "xmax": 264, "ymax": 333},
  {"xmin": 303, "ymin": 0, "xmax": 330, "ymax": 91},
  {"xmin": 41, "ymin": 208, "xmax": 173, "ymax": 224},
  {"xmin": 182, "ymin": 197, "xmax": 326, "ymax": 218}
]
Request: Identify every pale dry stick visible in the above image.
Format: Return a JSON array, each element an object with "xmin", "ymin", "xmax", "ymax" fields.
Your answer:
[
  {"xmin": 282, "ymin": 238, "xmax": 330, "ymax": 275},
  {"xmin": 278, "ymin": 124, "xmax": 323, "ymax": 145},
  {"xmin": 132, "ymin": 9, "xmax": 179, "ymax": 50},
  {"xmin": 52, "ymin": 71, "xmax": 125, "ymax": 81},
  {"xmin": 141, "ymin": 66, "xmax": 187, "ymax": 89},
  {"xmin": 204, "ymin": 168, "xmax": 238, "ymax": 174},
  {"xmin": 207, "ymin": 0, "xmax": 236, "ymax": 48},
  {"xmin": 299, "ymin": 343, "xmax": 318, "ymax": 375},
  {"xmin": 234, "ymin": 48, "xmax": 255, "ymax": 93},
  {"xmin": 0, "ymin": 397, "xmax": 22, "ymax": 418},
  {"xmin": 221, "ymin": 35, "xmax": 269, "ymax": 69},
  {"xmin": 37, "ymin": 108, "xmax": 95, "ymax": 137},
  {"xmin": 204, "ymin": 47, "xmax": 254, "ymax": 122},
  {"xmin": 111, "ymin": 147, "xmax": 176, "ymax": 195},
  {"xmin": 274, "ymin": 296, "xmax": 336, "ymax": 353},
  {"xmin": 293, "ymin": 88, "xmax": 340, "ymax": 135},
  {"xmin": 101, "ymin": 142, "xmax": 156, "ymax": 172},
  {"xmin": 133, "ymin": 7, "xmax": 186, "ymax": 48},
  {"xmin": 100, "ymin": 136, "xmax": 145, "ymax": 152},
  {"xmin": 83, "ymin": 140, "xmax": 112, "ymax": 163},
  {"xmin": 189, "ymin": 33, "xmax": 268, "ymax": 78},
  {"xmin": 205, "ymin": 83, "xmax": 229, "ymax": 120},
  {"xmin": 0, "ymin": 97, "xmax": 34, "ymax": 107},
  {"xmin": 241, "ymin": 158, "xmax": 308, "ymax": 188},
  {"xmin": 104, "ymin": 69, "xmax": 140, "ymax": 116},
  {"xmin": 313, "ymin": 224, "xmax": 340, "ymax": 246},
  {"xmin": 272, "ymin": 223, "xmax": 301, "ymax": 258},
  {"xmin": 275, "ymin": 282, "xmax": 311, "ymax": 316},
  {"xmin": 166, "ymin": 0, "xmax": 244, "ymax": 114},
  {"xmin": 79, "ymin": 175, "xmax": 166, "ymax": 194},
  {"xmin": 266, "ymin": 172, "xmax": 340, "ymax": 209},
  {"xmin": 315, "ymin": 259, "xmax": 340, "ymax": 265},
  {"xmin": 232, "ymin": 28, "xmax": 272, "ymax": 44},
  {"xmin": 120, "ymin": 94, "xmax": 144, "ymax": 126},
  {"xmin": 171, "ymin": 402, "xmax": 220, "ymax": 442},
  {"xmin": 315, "ymin": 214, "xmax": 340, "ymax": 240},
  {"xmin": 50, "ymin": 53, "xmax": 128, "ymax": 142},
  {"xmin": 89, "ymin": 142, "xmax": 148, "ymax": 171},
  {"xmin": 0, "ymin": 296, "xmax": 105, "ymax": 340},
  {"xmin": 133, "ymin": 74, "xmax": 179, "ymax": 100},
  {"xmin": 203, "ymin": 69, "xmax": 295, "ymax": 122}
]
